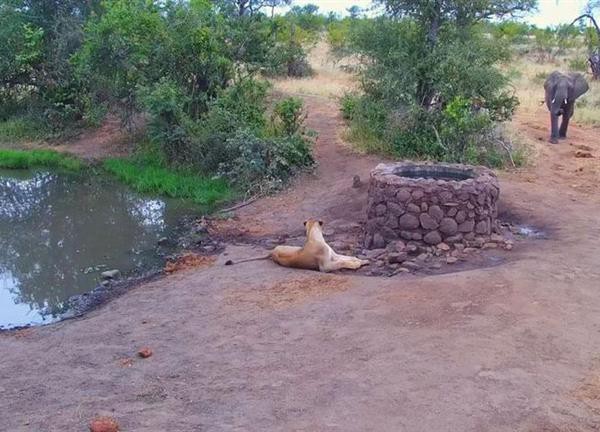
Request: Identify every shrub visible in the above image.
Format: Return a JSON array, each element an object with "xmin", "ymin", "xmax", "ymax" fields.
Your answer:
[
  {"xmin": 272, "ymin": 97, "xmax": 306, "ymax": 136},
  {"xmin": 218, "ymin": 129, "xmax": 313, "ymax": 194},
  {"xmin": 339, "ymin": 0, "xmax": 528, "ymax": 167}
]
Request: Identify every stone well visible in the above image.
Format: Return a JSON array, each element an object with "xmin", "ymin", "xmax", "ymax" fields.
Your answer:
[{"xmin": 364, "ymin": 162, "xmax": 499, "ymax": 249}]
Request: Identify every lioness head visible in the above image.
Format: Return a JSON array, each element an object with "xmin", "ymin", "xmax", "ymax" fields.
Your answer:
[{"xmin": 303, "ymin": 218, "xmax": 324, "ymax": 235}]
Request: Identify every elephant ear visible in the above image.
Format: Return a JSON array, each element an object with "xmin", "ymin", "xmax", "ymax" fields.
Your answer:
[{"xmin": 569, "ymin": 73, "xmax": 589, "ymax": 99}]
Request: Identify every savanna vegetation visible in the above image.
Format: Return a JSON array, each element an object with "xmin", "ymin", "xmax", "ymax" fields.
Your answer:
[
  {"xmin": 1, "ymin": 0, "xmax": 599, "ymax": 202},
  {"xmin": 330, "ymin": 0, "xmax": 600, "ymax": 167},
  {"xmin": 0, "ymin": 0, "xmax": 328, "ymax": 201}
]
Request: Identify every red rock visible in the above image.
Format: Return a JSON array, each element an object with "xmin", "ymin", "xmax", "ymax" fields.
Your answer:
[
  {"xmin": 89, "ymin": 416, "xmax": 119, "ymax": 432},
  {"xmin": 138, "ymin": 347, "xmax": 153, "ymax": 359}
]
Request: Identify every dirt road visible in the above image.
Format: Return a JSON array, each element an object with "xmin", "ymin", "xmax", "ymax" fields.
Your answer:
[{"xmin": 2, "ymin": 97, "xmax": 600, "ymax": 431}]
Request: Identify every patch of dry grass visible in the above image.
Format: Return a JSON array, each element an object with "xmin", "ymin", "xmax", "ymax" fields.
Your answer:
[{"xmin": 270, "ymin": 39, "xmax": 357, "ymax": 99}]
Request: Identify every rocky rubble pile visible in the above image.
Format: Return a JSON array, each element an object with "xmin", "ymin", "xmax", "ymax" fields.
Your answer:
[{"xmin": 357, "ymin": 232, "xmax": 514, "ymax": 276}]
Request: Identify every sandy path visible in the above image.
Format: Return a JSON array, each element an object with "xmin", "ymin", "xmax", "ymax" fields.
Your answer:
[{"xmin": 2, "ymin": 98, "xmax": 600, "ymax": 431}]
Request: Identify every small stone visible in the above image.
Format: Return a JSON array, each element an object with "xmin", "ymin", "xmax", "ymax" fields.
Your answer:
[
  {"xmin": 416, "ymin": 253, "xmax": 429, "ymax": 262},
  {"xmin": 100, "ymin": 269, "xmax": 121, "ymax": 280},
  {"xmin": 373, "ymin": 233, "xmax": 386, "ymax": 249},
  {"xmin": 428, "ymin": 205, "xmax": 444, "ymax": 222},
  {"xmin": 352, "ymin": 175, "xmax": 362, "ymax": 188},
  {"xmin": 407, "ymin": 203, "xmax": 421, "ymax": 213},
  {"xmin": 101, "ymin": 280, "xmax": 110, "ymax": 288},
  {"xmin": 458, "ymin": 220, "xmax": 475, "ymax": 233},
  {"xmin": 412, "ymin": 189, "xmax": 424, "ymax": 200},
  {"xmin": 376, "ymin": 259, "xmax": 385, "ymax": 267},
  {"xmin": 375, "ymin": 204, "xmax": 387, "ymax": 216},
  {"xmin": 388, "ymin": 202, "xmax": 405, "ymax": 216},
  {"xmin": 463, "ymin": 232, "xmax": 476, "ymax": 241},
  {"xmin": 406, "ymin": 243, "xmax": 419, "ymax": 255},
  {"xmin": 483, "ymin": 242, "xmax": 498, "ymax": 249},
  {"xmin": 490, "ymin": 233, "xmax": 504, "ymax": 242},
  {"xmin": 464, "ymin": 247, "xmax": 478, "ymax": 253},
  {"xmin": 419, "ymin": 213, "xmax": 439, "ymax": 230},
  {"xmin": 455, "ymin": 210, "xmax": 467, "ymax": 224},
  {"xmin": 473, "ymin": 237, "xmax": 486, "ymax": 248},
  {"xmin": 89, "ymin": 416, "xmax": 119, "ymax": 432},
  {"xmin": 396, "ymin": 189, "xmax": 412, "ymax": 202},
  {"xmin": 423, "ymin": 230, "xmax": 442, "ymax": 245},
  {"xmin": 399, "ymin": 214, "xmax": 420, "ymax": 229},
  {"xmin": 392, "ymin": 240, "xmax": 406, "ymax": 252},
  {"xmin": 388, "ymin": 252, "xmax": 409, "ymax": 264},
  {"xmin": 396, "ymin": 267, "xmax": 411, "ymax": 273},
  {"xmin": 420, "ymin": 202, "xmax": 428, "ymax": 212},
  {"xmin": 431, "ymin": 263, "xmax": 442, "ymax": 269},
  {"xmin": 444, "ymin": 234, "xmax": 463, "ymax": 243},
  {"xmin": 366, "ymin": 248, "xmax": 386, "ymax": 259},
  {"xmin": 439, "ymin": 218, "xmax": 458, "ymax": 235},
  {"xmin": 411, "ymin": 232, "xmax": 422, "ymax": 241},
  {"xmin": 505, "ymin": 243, "xmax": 513, "ymax": 251},
  {"xmin": 575, "ymin": 150, "xmax": 593, "ymax": 158},
  {"xmin": 454, "ymin": 243, "xmax": 465, "ymax": 252},
  {"xmin": 447, "ymin": 207, "xmax": 458, "ymax": 217},
  {"xmin": 437, "ymin": 242, "xmax": 450, "ymax": 251},
  {"xmin": 446, "ymin": 257, "xmax": 458, "ymax": 264},
  {"xmin": 400, "ymin": 231, "xmax": 414, "ymax": 240},
  {"xmin": 138, "ymin": 347, "xmax": 153, "ymax": 358},
  {"xmin": 403, "ymin": 261, "xmax": 421, "ymax": 270},
  {"xmin": 158, "ymin": 237, "xmax": 168, "ymax": 245}
]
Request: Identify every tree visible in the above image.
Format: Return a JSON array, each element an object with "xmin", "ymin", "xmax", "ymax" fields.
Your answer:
[
  {"xmin": 342, "ymin": 0, "xmax": 537, "ymax": 164},
  {"xmin": 570, "ymin": 2, "xmax": 600, "ymax": 79},
  {"xmin": 373, "ymin": 0, "xmax": 536, "ymax": 107},
  {"xmin": 217, "ymin": 0, "xmax": 291, "ymax": 16},
  {"xmin": 347, "ymin": 5, "xmax": 362, "ymax": 19}
]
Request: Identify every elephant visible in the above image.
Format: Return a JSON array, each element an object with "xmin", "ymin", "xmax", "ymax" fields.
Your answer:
[{"xmin": 543, "ymin": 71, "xmax": 589, "ymax": 144}]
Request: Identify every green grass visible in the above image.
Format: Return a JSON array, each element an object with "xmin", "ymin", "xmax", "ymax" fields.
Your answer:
[
  {"xmin": 0, "ymin": 118, "xmax": 48, "ymax": 143},
  {"xmin": 103, "ymin": 157, "xmax": 233, "ymax": 206},
  {"xmin": 0, "ymin": 149, "xmax": 83, "ymax": 171}
]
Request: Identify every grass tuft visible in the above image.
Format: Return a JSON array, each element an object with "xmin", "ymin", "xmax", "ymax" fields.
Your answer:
[
  {"xmin": 103, "ymin": 157, "xmax": 232, "ymax": 206},
  {"xmin": 0, "ymin": 149, "xmax": 82, "ymax": 171},
  {"xmin": 0, "ymin": 118, "xmax": 48, "ymax": 143}
]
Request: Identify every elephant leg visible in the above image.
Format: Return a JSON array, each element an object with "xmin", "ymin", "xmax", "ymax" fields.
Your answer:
[
  {"xmin": 549, "ymin": 114, "xmax": 559, "ymax": 144},
  {"xmin": 559, "ymin": 104, "xmax": 574, "ymax": 139},
  {"xmin": 558, "ymin": 115, "xmax": 569, "ymax": 138}
]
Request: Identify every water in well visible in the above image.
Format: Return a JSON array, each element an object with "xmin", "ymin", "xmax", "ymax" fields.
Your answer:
[
  {"xmin": 0, "ymin": 168, "xmax": 200, "ymax": 329},
  {"xmin": 392, "ymin": 166, "xmax": 474, "ymax": 182}
]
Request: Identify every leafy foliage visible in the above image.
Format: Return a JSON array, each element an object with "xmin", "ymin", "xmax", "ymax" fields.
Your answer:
[{"xmin": 338, "ymin": 0, "xmax": 532, "ymax": 166}]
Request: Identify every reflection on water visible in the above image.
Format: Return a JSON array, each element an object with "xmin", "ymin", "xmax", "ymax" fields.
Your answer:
[{"xmin": 0, "ymin": 169, "xmax": 198, "ymax": 329}]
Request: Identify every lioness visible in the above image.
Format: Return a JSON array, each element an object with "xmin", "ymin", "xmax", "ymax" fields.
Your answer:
[{"xmin": 225, "ymin": 219, "xmax": 369, "ymax": 272}]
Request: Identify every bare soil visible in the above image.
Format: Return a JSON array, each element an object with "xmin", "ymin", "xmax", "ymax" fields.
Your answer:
[{"xmin": 2, "ymin": 97, "xmax": 600, "ymax": 432}]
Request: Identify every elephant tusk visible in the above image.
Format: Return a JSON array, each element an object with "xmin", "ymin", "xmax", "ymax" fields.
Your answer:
[
  {"xmin": 564, "ymin": 98, "xmax": 568, "ymax": 105},
  {"xmin": 551, "ymin": 98, "xmax": 556, "ymax": 104}
]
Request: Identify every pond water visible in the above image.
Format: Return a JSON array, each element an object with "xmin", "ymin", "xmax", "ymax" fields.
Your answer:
[{"xmin": 0, "ymin": 168, "xmax": 199, "ymax": 329}]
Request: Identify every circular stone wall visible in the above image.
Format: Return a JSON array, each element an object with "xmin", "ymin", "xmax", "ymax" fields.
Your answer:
[{"xmin": 365, "ymin": 162, "xmax": 499, "ymax": 249}]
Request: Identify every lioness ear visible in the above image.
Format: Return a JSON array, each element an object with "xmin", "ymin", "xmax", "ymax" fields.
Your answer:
[
  {"xmin": 318, "ymin": 220, "xmax": 324, "ymax": 226},
  {"xmin": 303, "ymin": 220, "xmax": 307, "ymax": 226}
]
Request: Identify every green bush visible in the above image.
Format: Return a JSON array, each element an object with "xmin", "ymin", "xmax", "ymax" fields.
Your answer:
[
  {"xmin": 339, "ymin": 6, "xmax": 524, "ymax": 167},
  {"xmin": 569, "ymin": 58, "xmax": 589, "ymax": 72},
  {"xmin": 0, "ymin": 118, "xmax": 49, "ymax": 143},
  {"xmin": 218, "ymin": 129, "xmax": 313, "ymax": 194},
  {"xmin": 272, "ymin": 97, "xmax": 306, "ymax": 135}
]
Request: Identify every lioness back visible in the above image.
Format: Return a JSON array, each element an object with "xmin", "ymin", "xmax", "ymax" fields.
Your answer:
[{"xmin": 272, "ymin": 245, "xmax": 320, "ymax": 270}]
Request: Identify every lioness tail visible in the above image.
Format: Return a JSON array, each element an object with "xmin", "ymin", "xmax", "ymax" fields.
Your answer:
[{"xmin": 224, "ymin": 254, "xmax": 271, "ymax": 266}]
